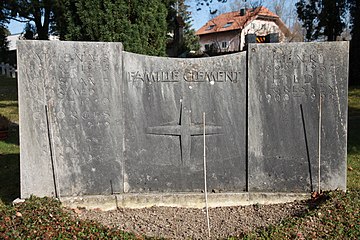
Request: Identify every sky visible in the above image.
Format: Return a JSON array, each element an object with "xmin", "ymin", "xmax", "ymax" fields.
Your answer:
[
  {"xmin": 7, "ymin": 0, "xmax": 296, "ymax": 35},
  {"xmin": 8, "ymin": 20, "xmax": 24, "ymax": 35},
  {"xmin": 189, "ymin": 0, "xmax": 297, "ymax": 30}
]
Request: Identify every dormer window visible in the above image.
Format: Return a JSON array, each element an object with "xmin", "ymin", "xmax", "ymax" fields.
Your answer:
[
  {"xmin": 206, "ymin": 24, "xmax": 216, "ymax": 31},
  {"xmin": 223, "ymin": 22, "xmax": 233, "ymax": 28}
]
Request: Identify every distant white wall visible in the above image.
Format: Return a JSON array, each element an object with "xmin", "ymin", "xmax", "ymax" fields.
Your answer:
[
  {"xmin": 199, "ymin": 30, "xmax": 240, "ymax": 52},
  {"xmin": 240, "ymin": 19, "xmax": 285, "ymax": 51},
  {"xmin": 6, "ymin": 34, "xmax": 60, "ymax": 51},
  {"xmin": 198, "ymin": 18, "xmax": 286, "ymax": 53},
  {"xmin": 7, "ymin": 34, "xmax": 21, "ymax": 51}
]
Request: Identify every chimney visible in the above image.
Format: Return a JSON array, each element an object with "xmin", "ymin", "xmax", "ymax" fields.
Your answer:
[{"xmin": 240, "ymin": 8, "xmax": 246, "ymax": 16}]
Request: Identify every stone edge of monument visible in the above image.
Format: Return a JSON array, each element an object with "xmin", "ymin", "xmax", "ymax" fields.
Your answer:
[{"xmin": 58, "ymin": 192, "xmax": 311, "ymax": 210}]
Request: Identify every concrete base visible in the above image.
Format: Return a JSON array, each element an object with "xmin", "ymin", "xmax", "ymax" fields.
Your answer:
[{"xmin": 59, "ymin": 192, "xmax": 311, "ymax": 211}]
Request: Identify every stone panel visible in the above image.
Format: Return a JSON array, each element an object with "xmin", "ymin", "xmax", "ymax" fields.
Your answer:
[
  {"xmin": 122, "ymin": 52, "xmax": 247, "ymax": 193},
  {"xmin": 18, "ymin": 41, "xmax": 124, "ymax": 197},
  {"xmin": 248, "ymin": 42, "xmax": 348, "ymax": 192},
  {"xmin": 18, "ymin": 41, "xmax": 55, "ymax": 198}
]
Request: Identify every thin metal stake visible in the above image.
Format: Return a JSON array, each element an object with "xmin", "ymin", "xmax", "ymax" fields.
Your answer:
[
  {"xmin": 45, "ymin": 105, "xmax": 60, "ymax": 198},
  {"xmin": 318, "ymin": 95, "xmax": 322, "ymax": 193},
  {"xmin": 203, "ymin": 112, "xmax": 211, "ymax": 238}
]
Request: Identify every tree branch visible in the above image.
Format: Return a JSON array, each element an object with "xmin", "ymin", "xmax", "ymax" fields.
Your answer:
[{"xmin": 6, "ymin": 16, "xmax": 34, "ymax": 23}]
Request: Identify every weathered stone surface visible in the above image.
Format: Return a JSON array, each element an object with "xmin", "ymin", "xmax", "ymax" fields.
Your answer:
[
  {"xmin": 18, "ymin": 41, "xmax": 247, "ymax": 197},
  {"xmin": 18, "ymin": 41, "xmax": 124, "ymax": 197},
  {"xmin": 18, "ymin": 40, "xmax": 348, "ymax": 201},
  {"xmin": 248, "ymin": 42, "xmax": 348, "ymax": 192},
  {"xmin": 18, "ymin": 41, "xmax": 54, "ymax": 198},
  {"xmin": 123, "ymin": 52, "xmax": 247, "ymax": 193}
]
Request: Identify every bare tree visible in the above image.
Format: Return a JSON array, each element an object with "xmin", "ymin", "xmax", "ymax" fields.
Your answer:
[
  {"xmin": 196, "ymin": 0, "xmax": 265, "ymax": 20},
  {"xmin": 272, "ymin": 0, "xmax": 287, "ymax": 17},
  {"xmin": 268, "ymin": 0, "xmax": 297, "ymax": 26},
  {"xmin": 227, "ymin": 0, "xmax": 264, "ymax": 12},
  {"xmin": 288, "ymin": 20, "xmax": 305, "ymax": 42}
]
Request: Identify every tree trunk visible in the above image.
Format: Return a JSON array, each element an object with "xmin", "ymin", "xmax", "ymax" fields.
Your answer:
[{"xmin": 36, "ymin": 26, "xmax": 49, "ymax": 40}]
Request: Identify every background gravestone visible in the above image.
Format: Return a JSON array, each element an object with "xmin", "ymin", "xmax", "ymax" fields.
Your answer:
[
  {"xmin": 18, "ymin": 41, "xmax": 124, "ymax": 197},
  {"xmin": 123, "ymin": 52, "xmax": 247, "ymax": 193},
  {"xmin": 248, "ymin": 42, "xmax": 348, "ymax": 192}
]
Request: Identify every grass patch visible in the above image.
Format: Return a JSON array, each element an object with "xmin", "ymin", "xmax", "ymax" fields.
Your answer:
[
  {"xmin": 241, "ymin": 190, "xmax": 360, "ymax": 239},
  {"xmin": 0, "ymin": 76, "xmax": 19, "ymax": 204},
  {"xmin": 0, "ymin": 196, "xmax": 139, "ymax": 239},
  {"xmin": 348, "ymin": 87, "xmax": 360, "ymax": 190},
  {"xmin": 348, "ymin": 87, "xmax": 360, "ymax": 117},
  {"xmin": 0, "ymin": 76, "xmax": 18, "ymax": 122}
]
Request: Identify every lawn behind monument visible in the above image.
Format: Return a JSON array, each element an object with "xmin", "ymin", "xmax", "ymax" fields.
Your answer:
[
  {"xmin": 0, "ymin": 76, "xmax": 19, "ymax": 204},
  {"xmin": 0, "ymin": 75, "xmax": 359, "ymax": 239}
]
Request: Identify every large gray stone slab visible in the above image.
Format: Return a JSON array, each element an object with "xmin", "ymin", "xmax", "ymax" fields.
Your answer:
[
  {"xmin": 18, "ymin": 41, "xmax": 55, "ymax": 198},
  {"xmin": 123, "ymin": 52, "xmax": 247, "ymax": 193},
  {"xmin": 18, "ymin": 41, "xmax": 124, "ymax": 197},
  {"xmin": 248, "ymin": 42, "xmax": 348, "ymax": 192}
]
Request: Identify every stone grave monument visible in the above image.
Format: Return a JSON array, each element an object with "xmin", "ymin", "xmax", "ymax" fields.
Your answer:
[{"xmin": 17, "ymin": 41, "xmax": 348, "ymax": 208}]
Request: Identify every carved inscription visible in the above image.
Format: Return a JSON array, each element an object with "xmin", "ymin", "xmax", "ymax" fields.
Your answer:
[
  {"xmin": 18, "ymin": 46, "xmax": 51, "ymax": 155},
  {"xmin": 49, "ymin": 46, "xmax": 116, "ymax": 179},
  {"xmin": 262, "ymin": 47, "xmax": 344, "ymax": 103},
  {"xmin": 126, "ymin": 70, "xmax": 241, "ymax": 83}
]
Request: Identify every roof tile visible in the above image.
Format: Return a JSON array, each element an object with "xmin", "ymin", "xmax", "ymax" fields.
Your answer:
[{"xmin": 196, "ymin": 6, "xmax": 279, "ymax": 35}]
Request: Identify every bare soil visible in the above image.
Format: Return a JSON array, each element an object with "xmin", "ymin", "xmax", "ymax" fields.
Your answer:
[{"xmin": 76, "ymin": 201, "xmax": 309, "ymax": 239}]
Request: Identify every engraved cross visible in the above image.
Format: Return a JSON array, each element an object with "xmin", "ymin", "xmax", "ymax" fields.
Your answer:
[{"xmin": 146, "ymin": 102, "xmax": 222, "ymax": 166}]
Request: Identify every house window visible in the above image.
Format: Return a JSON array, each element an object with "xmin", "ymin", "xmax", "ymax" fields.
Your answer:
[
  {"xmin": 205, "ymin": 44, "xmax": 210, "ymax": 51},
  {"xmin": 206, "ymin": 24, "xmax": 216, "ymax": 31},
  {"xmin": 223, "ymin": 22, "xmax": 233, "ymax": 28},
  {"xmin": 222, "ymin": 41, "xmax": 228, "ymax": 49},
  {"xmin": 256, "ymin": 36, "xmax": 266, "ymax": 43}
]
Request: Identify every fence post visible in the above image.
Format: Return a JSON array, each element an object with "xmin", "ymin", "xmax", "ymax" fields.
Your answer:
[
  {"xmin": 5, "ymin": 63, "xmax": 9, "ymax": 77},
  {"xmin": 0, "ymin": 62, "xmax": 17, "ymax": 78},
  {"xmin": 14, "ymin": 64, "xmax": 17, "ymax": 78},
  {"xmin": 0, "ymin": 63, "xmax": 17, "ymax": 78},
  {"xmin": 0, "ymin": 62, "xmax": 5, "ymax": 75},
  {"xmin": 10, "ymin": 66, "xmax": 14, "ymax": 78}
]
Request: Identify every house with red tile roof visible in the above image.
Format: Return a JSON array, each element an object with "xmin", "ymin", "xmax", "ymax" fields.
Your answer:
[{"xmin": 196, "ymin": 6, "xmax": 291, "ymax": 54}]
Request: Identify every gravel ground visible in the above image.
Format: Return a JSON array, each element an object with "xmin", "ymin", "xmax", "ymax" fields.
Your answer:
[{"xmin": 75, "ymin": 201, "xmax": 309, "ymax": 239}]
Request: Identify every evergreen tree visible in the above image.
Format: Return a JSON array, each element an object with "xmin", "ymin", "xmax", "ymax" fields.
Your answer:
[
  {"xmin": 4, "ymin": 0, "xmax": 56, "ymax": 40},
  {"xmin": 348, "ymin": 0, "xmax": 360, "ymax": 85},
  {"xmin": 177, "ymin": 0, "xmax": 200, "ymax": 54},
  {"xmin": 23, "ymin": 22, "xmax": 36, "ymax": 40},
  {"xmin": 296, "ymin": 0, "xmax": 359, "ymax": 85},
  {"xmin": 296, "ymin": 0, "xmax": 347, "ymax": 41},
  {"xmin": 0, "ymin": 2, "xmax": 9, "ymax": 62},
  {"xmin": 58, "ymin": 0, "xmax": 168, "ymax": 56}
]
